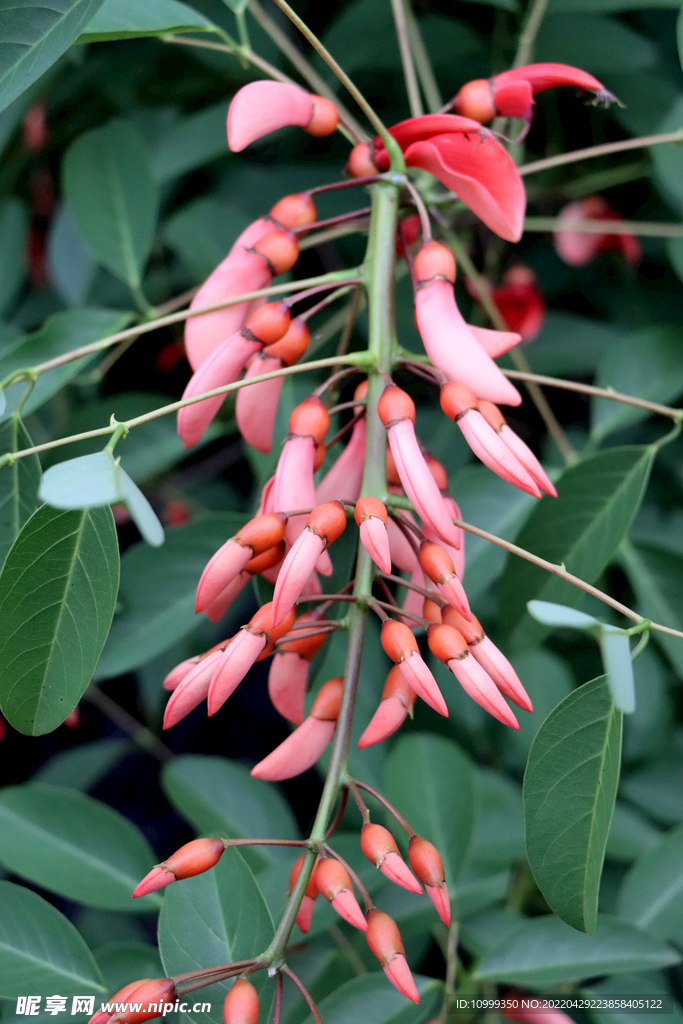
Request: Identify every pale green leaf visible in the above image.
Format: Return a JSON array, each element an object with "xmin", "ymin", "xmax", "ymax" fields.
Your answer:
[
  {"xmin": 0, "ymin": 416, "xmax": 41, "ymax": 568},
  {"xmin": 80, "ymin": 0, "xmax": 215, "ymax": 40}
]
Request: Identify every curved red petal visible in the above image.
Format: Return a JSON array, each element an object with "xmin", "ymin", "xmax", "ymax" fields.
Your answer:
[{"xmin": 228, "ymin": 81, "xmax": 314, "ymax": 151}]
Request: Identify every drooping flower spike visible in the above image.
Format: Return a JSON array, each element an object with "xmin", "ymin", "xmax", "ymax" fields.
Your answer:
[
  {"xmin": 413, "ymin": 241, "xmax": 522, "ymax": 407},
  {"xmin": 440, "ymin": 383, "xmax": 541, "ymax": 497},
  {"xmin": 478, "ymin": 401, "xmax": 557, "ymax": 497},
  {"xmin": 419, "ymin": 541, "xmax": 470, "ymax": 619},
  {"xmin": 228, "ymin": 81, "xmax": 339, "ymax": 152},
  {"xmin": 207, "ymin": 602, "xmax": 297, "ymax": 716},
  {"xmin": 553, "ymin": 195, "xmax": 641, "ymax": 268},
  {"xmin": 236, "ymin": 316, "xmax": 311, "ymax": 454},
  {"xmin": 365, "ymin": 909, "xmax": 420, "ymax": 1004},
  {"xmin": 223, "ymin": 978, "xmax": 259, "ymax": 1024},
  {"xmin": 289, "ymin": 852, "xmax": 321, "ymax": 933},
  {"xmin": 355, "ymin": 496, "xmax": 392, "ymax": 574},
  {"xmin": 251, "ymin": 676, "xmax": 343, "ymax": 780},
  {"xmin": 195, "ymin": 512, "xmax": 287, "ymax": 615},
  {"xmin": 442, "ymin": 605, "xmax": 533, "ymax": 712},
  {"xmin": 272, "ymin": 501, "xmax": 347, "ymax": 627},
  {"xmin": 453, "ymin": 63, "xmax": 618, "ymax": 141},
  {"xmin": 179, "ymin": 298, "xmax": 295, "ymax": 448},
  {"xmin": 427, "ymin": 622, "xmax": 519, "ymax": 729},
  {"xmin": 381, "ymin": 619, "xmax": 448, "ymax": 717},
  {"xmin": 361, "ymin": 823, "xmax": 422, "ymax": 893},
  {"xmin": 353, "ymin": 114, "xmax": 526, "ymax": 241},
  {"xmin": 132, "ymin": 837, "xmax": 225, "ymax": 898},
  {"xmin": 378, "ymin": 385, "xmax": 462, "ymax": 548},
  {"xmin": 185, "ymin": 192, "xmax": 315, "ymax": 370},
  {"xmin": 408, "ymin": 835, "xmax": 451, "ymax": 926},
  {"xmin": 272, "ymin": 396, "xmax": 330, "ymax": 552},
  {"xmin": 315, "ymin": 857, "xmax": 368, "ymax": 931},
  {"xmin": 268, "ymin": 610, "xmax": 329, "ymax": 725},
  {"xmin": 358, "ymin": 665, "xmax": 416, "ymax": 748}
]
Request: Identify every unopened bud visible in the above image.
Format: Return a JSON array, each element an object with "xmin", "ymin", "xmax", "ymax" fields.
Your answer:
[
  {"xmin": 133, "ymin": 837, "xmax": 225, "ymax": 897},
  {"xmin": 408, "ymin": 835, "xmax": 450, "ymax": 926},
  {"xmin": 223, "ymin": 977, "xmax": 259, "ymax": 1024},
  {"xmin": 289, "ymin": 396, "xmax": 330, "ymax": 444},
  {"xmin": 414, "ymin": 240, "xmax": 456, "ymax": 285}
]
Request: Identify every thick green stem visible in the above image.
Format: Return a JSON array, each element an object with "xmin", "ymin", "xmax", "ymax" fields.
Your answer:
[{"xmin": 264, "ymin": 179, "xmax": 399, "ymax": 967}]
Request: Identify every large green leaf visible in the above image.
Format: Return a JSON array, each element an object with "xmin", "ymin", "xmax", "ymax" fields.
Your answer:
[
  {"xmin": 0, "ymin": 504, "xmax": 119, "ymax": 735},
  {"xmin": 498, "ymin": 447, "xmax": 653, "ymax": 648},
  {"xmin": 0, "ymin": 416, "xmax": 41, "ymax": 568},
  {"xmin": 158, "ymin": 848, "xmax": 273, "ymax": 1024},
  {"xmin": 33, "ymin": 737, "xmax": 131, "ymax": 791},
  {"xmin": 161, "ymin": 755, "xmax": 299, "ymax": 872},
  {"xmin": 652, "ymin": 97, "xmax": 683, "ymax": 218},
  {"xmin": 95, "ymin": 941, "xmax": 163, "ymax": 993},
  {"xmin": 385, "ymin": 734, "xmax": 475, "ymax": 887},
  {"xmin": 302, "ymin": 973, "xmax": 443, "ymax": 1024},
  {"xmin": 151, "ymin": 101, "xmax": 229, "ymax": 183},
  {"xmin": 592, "ymin": 328, "xmax": 683, "ymax": 440},
  {"xmin": 524, "ymin": 676, "xmax": 622, "ymax": 934},
  {"xmin": 475, "ymin": 915, "xmax": 680, "ymax": 986},
  {"xmin": 536, "ymin": 14, "xmax": 658, "ymax": 72},
  {"xmin": 63, "ymin": 119, "xmax": 158, "ymax": 288},
  {"xmin": 504, "ymin": 649, "xmax": 574, "ymax": 772},
  {"xmin": 620, "ymin": 758, "xmax": 683, "ymax": 825},
  {"xmin": 0, "ymin": 881, "xmax": 106, "ymax": 997},
  {"xmin": 79, "ymin": 0, "xmax": 215, "ymax": 41},
  {"xmin": 0, "ymin": 0, "xmax": 106, "ymax": 114},
  {"xmin": 618, "ymin": 824, "xmax": 683, "ymax": 944},
  {"xmin": 40, "ymin": 450, "xmax": 164, "ymax": 547},
  {"xmin": 550, "ymin": 0, "xmax": 681, "ymax": 8},
  {"xmin": 0, "ymin": 308, "xmax": 132, "ymax": 421},
  {"xmin": 95, "ymin": 513, "xmax": 243, "ymax": 679},
  {"xmin": 0, "ymin": 783, "xmax": 159, "ymax": 911},
  {"xmin": 619, "ymin": 541, "xmax": 683, "ymax": 678}
]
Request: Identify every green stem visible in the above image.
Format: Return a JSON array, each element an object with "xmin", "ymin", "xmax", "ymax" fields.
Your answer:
[
  {"xmin": 502, "ymin": 368, "xmax": 683, "ymax": 420},
  {"xmin": 402, "ymin": 1, "xmax": 442, "ymax": 112},
  {"xmin": 519, "ymin": 130, "xmax": 683, "ymax": 177},
  {"xmin": 264, "ymin": 178, "xmax": 400, "ymax": 967},
  {"xmin": 390, "ymin": 0, "xmax": 423, "ymax": 118},
  {"xmin": 513, "ymin": 0, "xmax": 549, "ymax": 68},
  {"xmin": 267, "ymin": 0, "xmax": 404, "ymax": 169},
  {"xmin": 524, "ymin": 216, "xmax": 683, "ymax": 238},
  {"xmin": 166, "ymin": 34, "xmax": 299, "ymax": 87}
]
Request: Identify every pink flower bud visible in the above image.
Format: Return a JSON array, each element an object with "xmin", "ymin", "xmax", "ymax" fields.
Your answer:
[
  {"xmin": 251, "ymin": 678, "xmax": 342, "ymax": 780},
  {"xmin": 228, "ymin": 81, "xmax": 338, "ymax": 152},
  {"xmin": 419, "ymin": 541, "xmax": 470, "ymax": 619},
  {"xmin": 315, "ymin": 857, "xmax": 367, "ymax": 931},
  {"xmin": 381, "ymin": 620, "xmax": 447, "ymax": 717},
  {"xmin": 408, "ymin": 835, "xmax": 450, "ymax": 926},
  {"xmin": 365, "ymin": 909, "xmax": 419, "ymax": 1003},
  {"xmin": 133, "ymin": 838, "xmax": 225, "ymax": 897},
  {"xmin": 355, "ymin": 497, "xmax": 391, "ymax": 574},
  {"xmin": 358, "ymin": 665, "xmax": 416, "ymax": 748},
  {"xmin": 223, "ymin": 978, "xmax": 259, "ymax": 1024},
  {"xmin": 360, "ymin": 823, "xmax": 421, "ymax": 894},
  {"xmin": 109, "ymin": 978, "xmax": 177, "ymax": 1023}
]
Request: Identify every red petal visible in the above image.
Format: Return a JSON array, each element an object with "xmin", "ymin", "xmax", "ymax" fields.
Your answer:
[{"xmin": 228, "ymin": 81, "xmax": 314, "ymax": 151}]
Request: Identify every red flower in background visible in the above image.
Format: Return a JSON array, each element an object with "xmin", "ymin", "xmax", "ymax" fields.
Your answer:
[
  {"xmin": 554, "ymin": 195, "xmax": 641, "ymax": 267},
  {"xmin": 491, "ymin": 265, "xmax": 545, "ymax": 340}
]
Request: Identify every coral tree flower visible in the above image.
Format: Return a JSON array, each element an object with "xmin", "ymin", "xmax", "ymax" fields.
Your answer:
[
  {"xmin": 554, "ymin": 195, "xmax": 641, "ymax": 267},
  {"xmin": 227, "ymin": 81, "xmax": 339, "ymax": 152},
  {"xmin": 272, "ymin": 501, "xmax": 347, "ymax": 626},
  {"xmin": 349, "ymin": 113, "xmax": 525, "ymax": 242},
  {"xmin": 365, "ymin": 909, "xmax": 419, "ymax": 1003},
  {"xmin": 315, "ymin": 857, "xmax": 368, "ymax": 931},
  {"xmin": 361, "ymin": 823, "xmax": 422, "ymax": 893},
  {"xmin": 268, "ymin": 610, "xmax": 328, "ymax": 725},
  {"xmin": 453, "ymin": 63, "xmax": 618, "ymax": 140},
  {"xmin": 196, "ymin": 512, "xmax": 287, "ymax": 615},
  {"xmin": 223, "ymin": 978, "xmax": 259, "ymax": 1024},
  {"xmin": 185, "ymin": 192, "xmax": 315, "ymax": 370},
  {"xmin": 414, "ymin": 241, "xmax": 522, "ymax": 407},
  {"xmin": 289, "ymin": 852, "xmax": 321, "ymax": 932},
  {"xmin": 251, "ymin": 676, "xmax": 343, "ymax": 780},
  {"xmin": 355, "ymin": 496, "xmax": 392, "ymax": 574},
  {"xmin": 358, "ymin": 665, "xmax": 416, "ymax": 748},
  {"xmin": 381, "ymin": 619, "xmax": 447, "ymax": 717},
  {"xmin": 133, "ymin": 837, "xmax": 225, "ymax": 897},
  {"xmin": 490, "ymin": 265, "xmax": 545, "ymax": 341}
]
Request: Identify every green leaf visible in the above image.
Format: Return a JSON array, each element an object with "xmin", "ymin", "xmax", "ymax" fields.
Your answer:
[
  {"xmin": 599, "ymin": 626, "xmax": 635, "ymax": 713},
  {"xmin": 33, "ymin": 737, "xmax": 131, "ymax": 791},
  {"xmin": 163, "ymin": 196, "xmax": 252, "ymax": 280},
  {"xmin": 504, "ymin": 650, "xmax": 574, "ymax": 772},
  {"xmin": 40, "ymin": 451, "xmax": 164, "ymax": 547},
  {"xmin": 0, "ymin": 416, "xmax": 41, "ymax": 568},
  {"xmin": 302, "ymin": 973, "xmax": 443, "ymax": 1024},
  {"xmin": 550, "ymin": 0, "xmax": 681, "ymax": 9},
  {"xmin": 47, "ymin": 204, "xmax": 97, "ymax": 307},
  {"xmin": 527, "ymin": 312, "xmax": 623, "ymax": 377},
  {"xmin": 0, "ymin": 308, "xmax": 132, "ymax": 421},
  {"xmin": 619, "ymin": 541, "xmax": 683, "ymax": 678},
  {"xmin": 0, "ymin": 783, "xmax": 159, "ymax": 911},
  {"xmin": 0, "ymin": 0, "xmax": 106, "ymax": 115},
  {"xmin": 95, "ymin": 513, "xmax": 243, "ymax": 678},
  {"xmin": 94, "ymin": 941, "xmax": 163, "ymax": 992},
  {"xmin": 221, "ymin": 0, "xmax": 251, "ymax": 14},
  {"xmin": 0, "ymin": 880, "xmax": 106, "ymax": 997},
  {"xmin": 618, "ymin": 824, "xmax": 683, "ymax": 944},
  {"xmin": 162, "ymin": 755, "xmax": 299, "ymax": 872},
  {"xmin": 469, "ymin": 770, "xmax": 525, "ymax": 869},
  {"xmin": 536, "ymin": 15, "xmax": 658, "ymax": 73},
  {"xmin": 606, "ymin": 802, "xmax": 662, "ymax": 863},
  {"xmin": 527, "ymin": 600, "xmax": 600, "ymax": 629},
  {"xmin": 592, "ymin": 328, "xmax": 683, "ymax": 440},
  {"xmin": 63, "ymin": 119, "xmax": 158, "ymax": 288},
  {"xmin": 151, "ymin": 100, "xmax": 229, "ymax": 183},
  {"xmin": 385, "ymin": 734, "xmax": 475, "ymax": 886},
  {"xmin": 679, "ymin": 5, "xmax": 683, "ymax": 75},
  {"xmin": 80, "ymin": 0, "xmax": 215, "ymax": 40},
  {"xmin": 158, "ymin": 848, "xmax": 273, "ymax": 1024},
  {"xmin": 524, "ymin": 676, "xmax": 622, "ymax": 934},
  {"xmin": 453, "ymin": 465, "xmax": 536, "ymax": 603},
  {"xmin": 621, "ymin": 758, "xmax": 683, "ymax": 825},
  {"xmin": 498, "ymin": 447, "xmax": 654, "ymax": 649},
  {"xmin": 0, "ymin": 197, "xmax": 28, "ymax": 315},
  {"xmin": 0, "ymin": 504, "xmax": 119, "ymax": 735},
  {"xmin": 475, "ymin": 914, "xmax": 680, "ymax": 986}
]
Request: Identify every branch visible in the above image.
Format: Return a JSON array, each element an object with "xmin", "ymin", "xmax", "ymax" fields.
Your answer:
[
  {"xmin": 519, "ymin": 129, "xmax": 683, "ymax": 177},
  {"xmin": 524, "ymin": 216, "xmax": 683, "ymax": 238},
  {"xmin": 502, "ymin": 368, "xmax": 683, "ymax": 420}
]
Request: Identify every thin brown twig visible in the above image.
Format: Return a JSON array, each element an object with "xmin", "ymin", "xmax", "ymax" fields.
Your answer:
[
  {"xmin": 502, "ymin": 368, "xmax": 682, "ymax": 420},
  {"xmin": 519, "ymin": 130, "xmax": 683, "ymax": 177},
  {"xmin": 322, "ymin": 841, "xmax": 373, "ymax": 910},
  {"xmin": 351, "ymin": 778, "xmax": 416, "ymax": 836},
  {"xmin": 324, "ymin": 787, "xmax": 349, "ymax": 840},
  {"xmin": 282, "ymin": 966, "xmax": 323, "ymax": 1024}
]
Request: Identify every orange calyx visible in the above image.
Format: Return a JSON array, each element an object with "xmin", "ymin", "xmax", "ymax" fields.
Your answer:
[
  {"xmin": 365, "ymin": 908, "xmax": 404, "ymax": 963},
  {"xmin": 419, "ymin": 541, "xmax": 455, "ymax": 584},
  {"xmin": 355, "ymin": 496, "xmax": 388, "ymax": 526},
  {"xmin": 307, "ymin": 501, "xmax": 347, "ymax": 546},
  {"xmin": 427, "ymin": 622, "xmax": 469, "ymax": 663},
  {"xmin": 289, "ymin": 852, "xmax": 320, "ymax": 898},
  {"xmin": 289, "ymin": 395, "xmax": 330, "ymax": 444},
  {"xmin": 310, "ymin": 676, "xmax": 344, "ymax": 720},
  {"xmin": 244, "ymin": 541, "xmax": 285, "ymax": 574},
  {"xmin": 452, "ymin": 79, "xmax": 497, "ymax": 123},
  {"xmin": 269, "ymin": 192, "xmax": 317, "ymax": 230},
  {"xmin": 414, "ymin": 240, "xmax": 456, "ymax": 285},
  {"xmin": 440, "ymin": 382, "xmax": 480, "ymax": 421},
  {"xmin": 264, "ymin": 317, "xmax": 310, "ymax": 365},
  {"xmin": 247, "ymin": 601, "xmax": 296, "ymax": 644},
  {"xmin": 377, "ymin": 385, "xmax": 416, "ymax": 427},
  {"xmin": 236, "ymin": 513, "xmax": 287, "ymax": 555},
  {"xmin": 441, "ymin": 604, "xmax": 484, "ymax": 645},
  {"xmin": 278, "ymin": 612, "xmax": 328, "ymax": 659},
  {"xmin": 346, "ymin": 143, "xmax": 379, "ymax": 178},
  {"xmin": 408, "ymin": 834, "xmax": 446, "ymax": 887},
  {"xmin": 381, "ymin": 620, "xmax": 419, "ymax": 662},
  {"xmin": 250, "ymin": 228, "xmax": 299, "ymax": 276},
  {"xmin": 306, "ymin": 96, "xmax": 340, "ymax": 136},
  {"xmin": 243, "ymin": 301, "xmax": 291, "ymax": 345}
]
